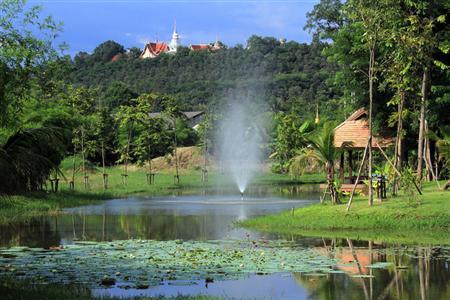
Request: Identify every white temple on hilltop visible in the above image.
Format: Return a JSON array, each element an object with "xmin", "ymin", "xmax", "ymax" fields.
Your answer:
[
  {"xmin": 140, "ymin": 23, "xmax": 222, "ymax": 59},
  {"xmin": 168, "ymin": 22, "xmax": 180, "ymax": 53},
  {"xmin": 140, "ymin": 23, "xmax": 180, "ymax": 59}
]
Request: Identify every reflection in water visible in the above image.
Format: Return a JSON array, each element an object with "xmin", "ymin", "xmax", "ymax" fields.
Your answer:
[
  {"xmin": 1, "ymin": 185, "xmax": 449, "ymax": 299},
  {"xmin": 292, "ymin": 239, "xmax": 450, "ymax": 300},
  {"xmin": 0, "ymin": 216, "xmax": 60, "ymax": 248},
  {"xmin": 0, "ymin": 186, "xmax": 319, "ymax": 246}
]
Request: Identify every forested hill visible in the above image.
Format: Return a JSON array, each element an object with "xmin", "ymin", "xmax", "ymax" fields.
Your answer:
[{"xmin": 70, "ymin": 36, "xmax": 337, "ymax": 116}]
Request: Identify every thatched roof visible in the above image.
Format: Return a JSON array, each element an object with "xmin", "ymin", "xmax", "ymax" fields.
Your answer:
[{"xmin": 334, "ymin": 108, "xmax": 393, "ymax": 149}]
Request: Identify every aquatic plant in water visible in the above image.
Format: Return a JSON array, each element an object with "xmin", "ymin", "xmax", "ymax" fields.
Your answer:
[{"xmin": 0, "ymin": 239, "xmax": 338, "ymax": 289}]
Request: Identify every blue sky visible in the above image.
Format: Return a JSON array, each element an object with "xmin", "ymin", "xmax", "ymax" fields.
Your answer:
[{"xmin": 29, "ymin": 0, "xmax": 319, "ymax": 56}]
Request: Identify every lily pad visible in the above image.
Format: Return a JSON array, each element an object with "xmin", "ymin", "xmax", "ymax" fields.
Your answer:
[{"xmin": 0, "ymin": 239, "xmax": 339, "ymax": 289}]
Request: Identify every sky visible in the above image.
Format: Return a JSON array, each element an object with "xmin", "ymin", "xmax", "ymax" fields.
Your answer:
[{"xmin": 28, "ymin": 0, "xmax": 319, "ymax": 56}]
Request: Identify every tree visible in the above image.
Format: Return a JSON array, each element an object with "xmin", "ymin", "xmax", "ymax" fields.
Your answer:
[
  {"xmin": 100, "ymin": 81, "xmax": 138, "ymax": 108},
  {"xmin": 96, "ymin": 107, "xmax": 115, "ymax": 189},
  {"xmin": 0, "ymin": 0, "xmax": 71, "ymax": 194},
  {"xmin": 0, "ymin": 0, "xmax": 61, "ymax": 130},
  {"xmin": 0, "ymin": 127, "xmax": 69, "ymax": 194},
  {"xmin": 290, "ymin": 122, "xmax": 341, "ymax": 204},
  {"xmin": 381, "ymin": 2, "xmax": 420, "ymax": 194},
  {"xmin": 68, "ymin": 86, "xmax": 98, "ymax": 189},
  {"xmin": 132, "ymin": 94, "xmax": 173, "ymax": 184},
  {"xmin": 128, "ymin": 47, "xmax": 142, "ymax": 59},
  {"xmin": 435, "ymin": 126, "xmax": 450, "ymax": 190},
  {"xmin": 160, "ymin": 97, "xmax": 183, "ymax": 184},
  {"xmin": 406, "ymin": 2, "xmax": 448, "ymax": 184},
  {"xmin": 91, "ymin": 40, "xmax": 125, "ymax": 63},
  {"xmin": 69, "ymin": 36, "xmax": 334, "ymax": 117},
  {"xmin": 196, "ymin": 113, "xmax": 215, "ymax": 182},
  {"xmin": 345, "ymin": 0, "xmax": 395, "ymax": 206},
  {"xmin": 304, "ymin": 0, "xmax": 344, "ymax": 40},
  {"xmin": 115, "ymin": 104, "xmax": 135, "ymax": 185},
  {"xmin": 271, "ymin": 113, "xmax": 314, "ymax": 173}
]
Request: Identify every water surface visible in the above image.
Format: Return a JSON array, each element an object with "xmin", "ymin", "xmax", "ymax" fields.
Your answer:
[{"xmin": 1, "ymin": 184, "xmax": 449, "ymax": 299}]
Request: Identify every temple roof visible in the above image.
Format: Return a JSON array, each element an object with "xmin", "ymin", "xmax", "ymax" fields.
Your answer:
[
  {"xmin": 189, "ymin": 42, "xmax": 222, "ymax": 52},
  {"xmin": 141, "ymin": 42, "xmax": 169, "ymax": 57},
  {"xmin": 189, "ymin": 44, "xmax": 210, "ymax": 51},
  {"xmin": 334, "ymin": 108, "xmax": 393, "ymax": 149}
]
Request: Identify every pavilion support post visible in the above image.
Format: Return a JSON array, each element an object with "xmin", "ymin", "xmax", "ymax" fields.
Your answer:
[
  {"xmin": 348, "ymin": 150, "xmax": 353, "ymax": 184},
  {"xmin": 346, "ymin": 139, "xmax": 370, "ymax": 212},
  {"xmin": 339, "ymin": 152, "xmax": 345, "ymax": 184}
]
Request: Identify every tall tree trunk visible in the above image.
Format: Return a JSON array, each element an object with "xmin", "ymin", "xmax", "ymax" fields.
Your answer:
[
  {"xmin": 393, "ymin": 91, "xmax": 405, "ymax": 195},
  {"xmin": 327, "ymin": 164, "xmax": 340, "ymax": 204},
  {"xmin": 173, "ymin": 120, "xmax": 180, "ymax": 184},
  {"xmin": 125, "ymin": 128, "xmax": 131, "ymax": 175},
  {"xmin": 122, "ymin": 126, "xmax": 132, "ymax": 185},
  {"xmin": 202, "ymin": 137, "xmax": 208, "ymax": 182},
  {"xmin": 339, "ymin": 152, "xmax": 345, "ymax": 184},
  {"xmin": 81, "ymin": 128, "xmax": 85, "ymax": 178},
  {"xmin": 368, "ymin": 48, "xmax": 375, "ymax": 206},
  {"xmin": 424, "ymin": 120, "xmax": 436, "ymax": 181},
  {"xmin": 424, "ymin": 133, "xmax": 431, "ymax": 181},
  {"xmin": 81, "ymin": 127, "xmax": 87, "ymax": 189},
  {"xmin": 417, "ymin": 68, "xmax": 428, "ymax": 184},
  {"xmin": 147, "ymin": 143, "xmax": 152, "ymax": 185},
  {"xmin": 71, "ymin": 145, "xmax": 77, "ymax": 190},
  {"xmin": 327, "ymin": 164, "xmax": 334, "ymax": 204},
  {"xmin": 101, "ymin": 140, "xmax": 107, "ymax": 189}
]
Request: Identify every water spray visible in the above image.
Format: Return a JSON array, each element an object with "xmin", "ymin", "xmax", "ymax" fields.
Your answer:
[{"xmin": 218, "ymin": 101, "xmax": 262, "ymax": 197}]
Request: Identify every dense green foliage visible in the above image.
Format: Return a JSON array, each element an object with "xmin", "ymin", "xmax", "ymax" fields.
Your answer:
[
  {"xmin": 1, "ymin": 0, "xmax": 449, "ymax": 196},
  {"xmin": 0, "ymin": 0, "xmax": 70, "ymax": 193},
  {"xmin": 70, "ymin": 36, "xmax": 337, "ymax": 116},
  {"xmin": 307, "ymin": 0, "xmax": 449, "ymax": 170}
]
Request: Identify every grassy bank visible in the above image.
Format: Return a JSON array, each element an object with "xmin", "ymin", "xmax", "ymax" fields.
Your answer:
[
  {"xmin": 0, "ymin": 166, "xmax": 324, "ymax": 224},
  {"xmin": 240, "ymin": 182, "xmax": 450, "ymax": 245}
]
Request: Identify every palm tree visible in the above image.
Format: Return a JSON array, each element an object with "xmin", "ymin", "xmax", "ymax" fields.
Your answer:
[
  {"xmin": 0, "ymin": 126, "xmax": 69, "ymax": 194},
  {"xmin": 290, "ymin": 122, "xmax": 341, "ymax": 204}
]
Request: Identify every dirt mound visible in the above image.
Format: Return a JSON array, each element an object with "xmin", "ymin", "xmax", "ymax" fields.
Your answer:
[{"xmin": 151, "ymin": 146, "xmax": 215, "ymax": 171}]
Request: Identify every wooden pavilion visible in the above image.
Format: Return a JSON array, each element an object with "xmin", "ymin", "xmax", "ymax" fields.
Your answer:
[{"xmin": 332, "ymin": 108, "xmax": 393, "ymax": 194}]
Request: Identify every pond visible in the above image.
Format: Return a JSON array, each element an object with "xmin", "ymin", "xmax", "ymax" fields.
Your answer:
[{"xmin": 1, "ymin": 184, "xmax": 449, "ymax": 299}]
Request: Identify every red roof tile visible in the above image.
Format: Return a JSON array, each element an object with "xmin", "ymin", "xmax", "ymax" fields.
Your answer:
[
  {"xmin": 141, "ymin": 42, "xmax": 169, "ymax": 57},
  {"xmin": 189, "ymin": 44, "xmax": 210, "ymax": 51}
]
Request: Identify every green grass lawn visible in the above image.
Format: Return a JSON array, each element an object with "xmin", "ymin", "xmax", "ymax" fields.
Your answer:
[
  {"xmin": 0, "ymin": 166, "xmax": 323, "ymax": 224},
  {"xmin": 240, "ymin": 181, "xmax": 450, "ymax": 245}
]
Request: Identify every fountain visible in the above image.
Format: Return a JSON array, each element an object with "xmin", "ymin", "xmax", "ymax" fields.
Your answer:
[{"xmin": 218, "ymin": 102, "xmax": 261, "ymax": 195}]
